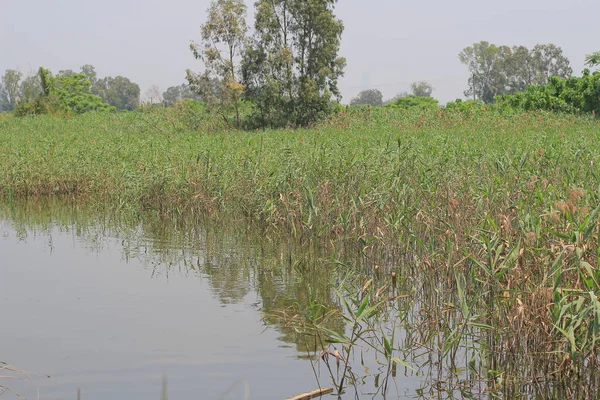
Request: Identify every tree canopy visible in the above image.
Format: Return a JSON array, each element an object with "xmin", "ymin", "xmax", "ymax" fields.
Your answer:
[
  {"xmin": 0, "ymin": 70, "xmax": 41, "ymax": 112},
  {"xmin": 459, "ymin": 41, "xmax": 572, "ymax": 103},
  {"xmin": 93, "ymin": 75, "xmax": 140, "ymax": 111},
  {"xmin": 187, "ymin": 0, "xmax": 248, "ymax": 128},
  {"xmin": 585, "ymin": 51, "xmax": 600, "ymax": 68},
  {"xmin": 163, "ymin": 83, "xmax": 204, "ymax": 106},
  {"xmin": 240, "ymin": 0, "xmax": 346, "ymax": 127},
  {"xmin": 350, "ymin": 89, "xmax": 383, "ymax": 106},
  {"xmin": 410, "ymin": 81, "xmax": 434, "ymax": 97},
  {"xmin": 15, "ymin": 67, "xmax": 114, "ymax": 116}
]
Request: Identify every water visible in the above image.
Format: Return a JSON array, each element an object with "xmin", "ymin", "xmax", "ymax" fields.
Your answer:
[
  {"xmin": 1, "ymin": 201, "xmax": 597, "ymax": 399},
  {"xmin": 0, "ymin": 208, "xmax": 327, "ymax": 400}
]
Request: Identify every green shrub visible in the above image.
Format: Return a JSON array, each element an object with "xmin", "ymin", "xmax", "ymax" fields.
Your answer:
[
  {"xmin": 14, "ymin": 67, "xmax": 115, "ymax": 117},
  {"xmin": 495, "ymin": 70, "xmax": 600, "ymax": 115},
  {"xmin": 384, "ymin": 94, "xmax": 439, "ymax": 110},
  {"xmin": 444, "ymin": 98, "xmax": 486, "ymax": 112}
]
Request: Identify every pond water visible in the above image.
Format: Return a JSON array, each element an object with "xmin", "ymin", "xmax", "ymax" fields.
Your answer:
[
  {"xmin": 2, "ymin": 201, "xmax": 597, "ymax": 399},
  {"xmin": 0, "ymin": 202, "xmax": 423, "ymax": 400}
]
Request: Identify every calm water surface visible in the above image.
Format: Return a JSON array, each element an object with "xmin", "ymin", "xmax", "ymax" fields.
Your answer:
[
  {"xmin": 5, "ymin": 202, "xmax": 587, "ymax": 399},
  {"xmin": 0, "ymin": 204, "xmax": 421, "ymax": 400},
  {"xmin": 0, "ymin": 219, "xmax": 320, "ymax": 399}
]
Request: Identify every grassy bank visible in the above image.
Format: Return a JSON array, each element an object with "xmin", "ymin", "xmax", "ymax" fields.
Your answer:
[
  {"xmin": 1, "ymin": 108, "xmax": 600, "ymax": 391},
  {"xmin": 1, "ymin": 108, "xmax": 598, "ymax": 238}
]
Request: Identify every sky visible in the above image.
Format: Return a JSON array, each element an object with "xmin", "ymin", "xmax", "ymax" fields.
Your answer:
[{"xmin": 1, "ymin": 0, "xmax": 599, "ymax": 104}]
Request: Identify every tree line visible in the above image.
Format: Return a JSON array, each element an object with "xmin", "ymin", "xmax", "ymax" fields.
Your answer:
[
  {"xmin": 343, "ymin": 41, "xmax": 599, "ymax": 116},
  {"xmin": 0, "ymin": 65, "xmax": 140, "ymax": 115},
  {"xmin": 1, "ymin": 0, "xmax": 598, "ymax": 122},
  {"xmin": 349, "ymin": 81, "xmax": 435, "ymax": 107}
]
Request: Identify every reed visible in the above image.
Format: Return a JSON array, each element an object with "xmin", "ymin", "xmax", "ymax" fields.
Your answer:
[{"xmin": 1, "ymin": 107, "xmax": 599, "ymax": 397}]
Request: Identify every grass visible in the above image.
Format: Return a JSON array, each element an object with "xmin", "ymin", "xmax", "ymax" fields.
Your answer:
[{"xmin": 1, "ymin": 106, "xmax": 599, "ymax": 396}]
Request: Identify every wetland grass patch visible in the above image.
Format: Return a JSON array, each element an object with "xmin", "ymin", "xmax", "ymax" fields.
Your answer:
[{"xmin": 1, "ymin": 108, "xmax": 599, "ymax": 397}]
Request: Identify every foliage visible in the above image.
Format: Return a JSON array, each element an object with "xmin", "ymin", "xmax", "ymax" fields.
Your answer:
[
  {"xmin": 444, "ymin": 98, "xmax": 486, "ymax": 112},
  {"xmin": 586, "ymin": 51, "xmax": 600, "ymax": 68},
  {"xmin": 383, "ymin": 91, "xmax": 409, "ymax": 105},
  {"xmin": 410, "ymin": 81, "xmax": 434, "ymax": 97},
  {"xmin": 162, "ymin": 83, "xmax": 204, "ymax": 106},
  {"xmin": 14, "ymin": 67, "xmax": 114, "ymax": 116},
  {"xmin": 350, "ymin": 89, "xmax": 383, "ymax": 106},
  {"xmin": 187, "ymin": 0, "xmax": 248, "ymax": 128},
  {"xmin": 0, "ymin": 70, "xmax": 23, "ymax": 112},
  {"xmin": 80, "ymin": 64, "xmax": 98, "ymax": 83},
  {"xmin": 241, "ymin": 0, "xmax": 346, "ymax": 128},
  {"xmin": 495, "ymin": 70, "xmax": 600, "ymax": 115},
  {"xmin": 384, "ymin": 94, "xmax": 439, "ymax": 110},
  {"xmin": 459, "ymin": 41, "xmax": 572, "ymax": 103},
  {"xmin": 93, "ymin": 76, "xmax": 140, "ymax": 111},
  {"xmin": 0, "ymin": 70, "xmax": 40, "ymax": 112}
]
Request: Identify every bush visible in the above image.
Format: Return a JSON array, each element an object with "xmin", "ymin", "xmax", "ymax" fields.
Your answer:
[
  {"xmin": 384, "ymin": 94, "xmax": 439, "ymax": 110},
  {"xmin": 14, "ymin": 67, "xmax": 115, "ymax": 117},
  {"xmin": 495, "ymin": 70, "xmax": 600, "ymax": 115}
]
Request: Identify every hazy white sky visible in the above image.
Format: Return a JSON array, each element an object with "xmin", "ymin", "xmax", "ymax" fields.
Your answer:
[{"xmin": 2, "ymin": 0, "xmax": 599, "ymax": 103}]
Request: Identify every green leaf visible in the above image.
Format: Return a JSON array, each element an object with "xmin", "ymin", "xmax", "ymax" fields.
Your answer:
[{"xmin": 392, "ymin": 357, "xmax": 416, "ymax": 372}]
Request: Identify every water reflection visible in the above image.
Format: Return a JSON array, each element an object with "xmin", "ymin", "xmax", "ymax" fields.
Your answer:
[{"xmin": 1, "ymin": 199, "xmax": 598, "ymax": 399}]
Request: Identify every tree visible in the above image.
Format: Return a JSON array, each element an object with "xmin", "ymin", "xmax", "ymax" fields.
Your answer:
[
  {"xmin": 80, "ymin": 64, "xmax": 98, "ymax": 85},
  {"xmin": 50, "ymin": 70, "xmax": 114, "ymax": 113},
  {"xmin": 0, "ymin": 70, "xmax": 23, "ymax": 112},
  {"xmin": 57, "ymin": 69, "xmax": 75, "ymax": 77},
  {"xmin": 585, "ymin": 51, "xmax": 600, "ymax": 68},
  {"xmin": 350, "ymin": 89, "xmax": 382, "ymax": 106},
  {"xmin": 459, "ymin": 41, "xmax": 572, "ymax": 103},
  {"xmin": 459, "ymin": 41, "xmax": 511, "ymax": 103},
  {"xmin": 15, "ymin": 67, "xmax": 114, "ymax": 116},
  {"xmin": 162, "ymin": 83, "xmax": 204, "ymax": 106},
  {"xmin": 241, "ymin": 0, "xmax": 346, "ymax": 128},
  {"xmin": 501, "ymin": 45, "xmax": 534, "ymax": 93},
  {"xmin": 19, "ymin": 73, "xmax": 42, "ymax": 102},
  {"xmin": 529, "ymin": 44, "xmax": 572, "ymax": 83},
  {"xmin": 187, "ymin": 0, "xmax": 248, "ymax": 128},
  {"xmin": 384, "ymin": 91, "xmax": 409, "ymax": 104},
  {"xmin": 93, "ymin": 76, "xmax": 140, "ymax": 110},
  {"xmin": 145, "ymin": 85, "xmax": 163, "ymax": 104},
  {"xmin": 0, "ymin": 69, "xmax": 44, "ymax": 112},
  {"xmin": 410, "ymin": 81, "xmax": 434, "ymax": 97}
]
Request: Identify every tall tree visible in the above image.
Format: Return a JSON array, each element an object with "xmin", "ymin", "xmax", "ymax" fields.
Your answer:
[
  {"xmin": 242, "ymin": 0, "xmax": 346, "ymax": 127},
  {"xmin": 19, "ymin": 73, "xmax": 42, "ymax": 102},
  {"xmin": 503, "ymin": 44, "xmax": 571, "ymax": 93},
  {"xmin": 93, "ymin": 76, "xmax": 140, "ymax": 110},
  {"xmin": 350, "ymin": 89, "xmax": 383, "ymax": 106},
  {"xmin": 410, "ymin": 81, "xmax": 434, "ymax": 97},
  {"xmin": 163, "ymin": 83, "xmax": 204, "ymax": 106},
  {"xmin": 187, "ymin": 0, "xmax": 248, "ymax": 128},
  {"xmin": 80, "ymin": 64, "xmax": 98, "ymax": 85},
  {"xmin": 529, "ymin": 44, "xmax": 572, "ymax": 83},
  {"xmin": 501, "ymin": 45, "xmax": 533, "ymax": 93},
  {"xmin": 459, "ymin": 41, "xmax": 511, "ymax": 103},
  {"xmin": 0, "ymin": 70, "xmax": 23, "ymax": 112},
  {"xmin": 460, "ymin": 41, "xmax": 572, "ymax": 103},
  {"xmin": 145, "ymin": 85, "xmax": 163, "ymax": 104}
]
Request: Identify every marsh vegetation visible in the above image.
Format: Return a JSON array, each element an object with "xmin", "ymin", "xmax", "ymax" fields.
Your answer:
[{"xmin": 1, "ymin": 106, "xmax": 599, "ymax": 398}]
